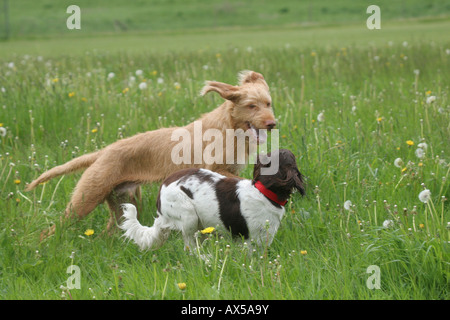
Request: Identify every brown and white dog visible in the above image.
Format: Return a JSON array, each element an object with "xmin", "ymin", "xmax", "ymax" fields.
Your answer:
[
  {"xmin": 25, "ymin": 70, "xmax": 276, "ymax": 237},
  {"xmin": 120, "ymin": 149, "xmax": 305, "ymax": 251}
]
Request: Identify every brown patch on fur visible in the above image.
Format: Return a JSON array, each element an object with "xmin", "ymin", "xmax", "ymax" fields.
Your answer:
[{"xmin": 214, "ymin": 177, "xmax": 249, "ymax": 239}]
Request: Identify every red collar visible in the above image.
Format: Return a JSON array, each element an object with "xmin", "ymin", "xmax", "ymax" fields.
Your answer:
[{"xmin": 254, "ymin": 181, "xmax": 287, "ymax": 206}]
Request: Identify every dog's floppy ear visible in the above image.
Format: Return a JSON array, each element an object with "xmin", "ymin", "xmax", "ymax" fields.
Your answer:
[
  {"xmin": 293, "ymin": 168, "xmax": 306, "ymax": 196},
  {"xmin": 200, "ymin": 81, "xmax": 240, "ymax": 101},
  {"xmin": 238, "ymin": 70, "xmax": 268, "ymax": 88},
  {"xmin": 252, "ymin": 153, "xmax": 269, "ymax": 182}
]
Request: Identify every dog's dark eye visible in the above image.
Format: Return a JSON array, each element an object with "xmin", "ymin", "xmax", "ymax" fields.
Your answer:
[
  {"xmin": 267, "ymin": 102, "xmax": 271, "ymax": 108},
  {"xmin": 248, "ymin": 104, "xmax": 257, "ymax": 109}
]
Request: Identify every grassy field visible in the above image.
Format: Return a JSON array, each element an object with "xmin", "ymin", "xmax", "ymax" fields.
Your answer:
[{"xmin": 0, "ymin": 2, "xmax": 449, "ymax": 301}]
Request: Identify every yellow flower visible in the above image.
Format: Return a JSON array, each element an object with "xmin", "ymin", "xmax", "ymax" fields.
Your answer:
[
  {"xmin": 300, "ymin": 250, "xmax": 308, "ymax": 255},
  {"xmin": 151, "ymin": 70, "xmax": 158, "ymax": 76},
  {"xmin": 177, "ymin": 283, "xmax": 187, "ymax": 290},
  {"xmin": 418, "ymin": 162, "xmax": 423, "ymax": 167},
  {"xmin": 201, "ymin": 227, "xmax": 215, "ymax": 234},
  {"xmin": 84, "ymin": 229, "xmax": 94, "ymax": 236},
  {"xmin": 377, "ymin": 117, "xmax": 383, "ymax": 122},
  {"xmin": 311, "ymin": 52, "xmax": 316, "ymax": 57},
  {"xmin": 157, "ymin": 92, "xmax": 163, "ymax": 97},
  {"xmin": 0, "ymin": 123, "xmax": 3, "ymax": 127},
  {"xmin": 426, "ymin": 90, "xmax": 432, "ymax": 95},
  {"xmin": 419, "ymin": 223, "xmax": 425, "ymax": 229},
  {"xmin": 91, "ymin": 128, "xmax": 98, "ymax": 133},
  {"xmin": 68, "ymin": 92, "xmax": 75, "ymax": 98},
  {"xmin": 215, "ymin": 53, "xmax": 221, "ymax": 58},
  {"xmin": 14, "ymin": 179, "xmax": 21, "ymax": 185},
  {"xmin": 52, "ymin": 78, "xmax": 59, "ymax": 83},
  {"xmin": 81, "ymin": 97, "xmax": 87, "ymax": 102},
  {"xmin": 122, "ymin": 87, "xmax": 129, "ymax": 94},
  {"xmin": 401, "ymin": 167, "xmax": 407, "ymax": 173},
  {"xmin": 406, "ymin": 140, "xmax": 414, "ymax": 146}
]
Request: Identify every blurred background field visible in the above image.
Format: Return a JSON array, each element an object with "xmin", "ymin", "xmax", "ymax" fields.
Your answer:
[
  {"xmin": 0, "ymin": 1, "xmax": 449, "ymax": 300},
  {"xmin": 0, "ymin": 0, "xmax": 450, "ymax": 56}
]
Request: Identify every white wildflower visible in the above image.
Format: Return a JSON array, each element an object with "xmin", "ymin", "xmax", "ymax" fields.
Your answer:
[
  {"xmin": 138, "ymin": 82, "xmax": 147, "ymax": 90},
  {"xmin": 135, "ymin": 69, "xmax": 143, "ymax": 76},
  {"xmin": 107, "ymin": 72, "xmax": 115, "ymax": 80},
  {"xmin": 426, "ymin": 96, "xmax": 436, "ymax": 104},
  {"xmin": 418, "ymin": 189, "xmax": 431, "ymax": 203},
  {"xmin": 0, "ymin": 127, "xmax": 6, "ymax": 137},
  {"xmin": 343, "ymin": 200, "xmax": 352, "ymax": 211},
  {"xmin": 415, "ymin": 148, "xmax": 425, "ymax": 159},
  {"xmin": 382, "ymin": 219, "xmax": 394, "ymax": 228},
  {"xmin": 394, "ymin": 158, "xmax": 403, "ymax": 168},
  {"xmin": 417, "ymin": 142, "xmax": 428, "ymax": 151},
  {"xmin": 317, "ymin": 112, "xmax": 325, "ymax": 122},
  {"xmin": 157, "ymin": 77, "xmax": 164, "ymax": 84}
]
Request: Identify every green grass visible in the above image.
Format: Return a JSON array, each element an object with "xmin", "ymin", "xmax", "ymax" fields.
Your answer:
[{"xmin": 0, "ymin": 3, "xmax": 449, "ymax": 300}]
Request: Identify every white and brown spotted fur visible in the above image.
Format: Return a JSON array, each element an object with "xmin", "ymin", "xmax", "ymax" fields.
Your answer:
[{"xmin": 120, "ymin": 149, "xmax": 305, "ymax": 251}]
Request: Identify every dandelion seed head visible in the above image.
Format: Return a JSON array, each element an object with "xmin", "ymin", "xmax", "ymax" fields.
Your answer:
[
  {"xmin": 418, "ymin": 189, "xmax": 431, "ymax": 203},
  {"xmin": 417, "ymin": 142, "xmax": 428, "ymax": 151},
  {"xmin": 426, "ymin": 96, "xmax": 436, "ymax": 104},
  {"xmin": 415, "ymin": 148, "xmax": 425, "ymax": 159},
  {"xmin": 138, "ymin": 82, "xmax": 148, "ymax": 90},
  {"xmin": 394, "ymin": 158, "xmax": 403, "ymax": 168},
  {"xmin": 382, "ymin": 219, "xmax": 394, "ymax": 228},
  {"xmin": 343, "ymin": 200, "xmax": 352, "ymax": 211},
  {"xmin": 317, "ymin": 112, "xmax": 325, "ymax": 122}
]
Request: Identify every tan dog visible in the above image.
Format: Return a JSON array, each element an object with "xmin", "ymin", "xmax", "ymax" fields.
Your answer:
[{"xmin": 26, "ymin": 70, "xmax": 276, "ymax": 238}]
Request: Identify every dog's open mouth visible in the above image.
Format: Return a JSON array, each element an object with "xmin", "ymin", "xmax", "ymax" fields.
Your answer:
[{"xmin": 246, "ymin": 121, "xmax": 268, "ymax": 144}]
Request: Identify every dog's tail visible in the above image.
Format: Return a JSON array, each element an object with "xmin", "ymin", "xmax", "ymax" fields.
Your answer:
[
  {"xmin": 25, "ymin": 150, "xmax": 102, "ymax": 191},
  {"xmin": 119, "ymin": 203, "xmax": 169, "ymax": 251}
]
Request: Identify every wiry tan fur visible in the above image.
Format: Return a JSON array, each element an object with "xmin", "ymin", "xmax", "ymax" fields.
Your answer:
[{"xmin": 25, "ymin": 70, "xmax": 276, "ymax": 239}]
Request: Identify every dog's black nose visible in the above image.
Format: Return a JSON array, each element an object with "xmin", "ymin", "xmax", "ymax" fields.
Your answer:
[{"xmin": 265, "ymin": 120, "xmax": 276, "ymax": 130}]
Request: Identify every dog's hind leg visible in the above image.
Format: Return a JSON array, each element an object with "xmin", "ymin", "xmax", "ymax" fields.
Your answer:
[
  {"xmin": 105, "ymin": 182, "xmax": 142, "ymax": 234},
  {"xmin": 40, "ymin": 164, "xmax": 119, "ymax": 240}
]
